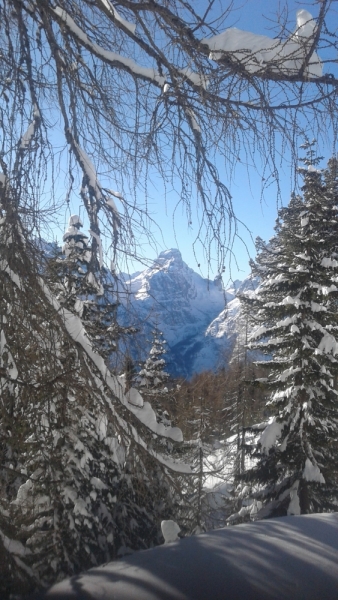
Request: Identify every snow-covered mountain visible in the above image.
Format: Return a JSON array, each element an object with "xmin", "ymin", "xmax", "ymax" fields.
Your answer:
[
  {"xmin": 195, "ymin": 276, "xmax": 259, "ymax": 371},
  {"xmin": 119, "ymin": 249, "xmax": 256, "ymax": 377}
]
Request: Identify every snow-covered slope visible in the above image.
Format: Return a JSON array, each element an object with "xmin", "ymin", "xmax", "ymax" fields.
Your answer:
[
  {"xmin": 193, "ymin": 276, "xmax": 259, "ymax": 372},
  {"xmin": 41, "ymin": 513, "xmax": 338, "ymax": 600}
]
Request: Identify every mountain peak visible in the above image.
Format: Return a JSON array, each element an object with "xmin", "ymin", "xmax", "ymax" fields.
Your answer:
[
  {"xmin": 154, "ymin": 248, "xmax": 183, "ymax": 269},
  {"xmin": 158, "ymin": 248, "xmax": 182, "ymax": 260}
]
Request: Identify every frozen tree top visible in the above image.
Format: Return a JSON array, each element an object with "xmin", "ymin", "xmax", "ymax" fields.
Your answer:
[
  {"xmin": 62, "ymin": 215, "xmax": 89, "ymax": 244},
  {"xmin": 69, "ymin": 215, "xmax": 83, "ymax": 227}
]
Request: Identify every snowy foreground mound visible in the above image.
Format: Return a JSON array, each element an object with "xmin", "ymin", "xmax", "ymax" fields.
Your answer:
[{"xmin": 34, "ymin": 514, "xmax": 338, "ymax": 600}]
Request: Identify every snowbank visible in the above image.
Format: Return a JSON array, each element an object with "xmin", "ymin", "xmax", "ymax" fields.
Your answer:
[{"xmin": 37, "ymin": 514, "xmax": 338, "ymax": 600}]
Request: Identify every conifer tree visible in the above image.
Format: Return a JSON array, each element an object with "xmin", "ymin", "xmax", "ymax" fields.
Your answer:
[
  {"xmin": 176, "ymin": 372, "xmax": 234, "ymax": 533},
  {"xmin": 137, "ymin": 326, "xmax": 170, "ymax": 392},
  {"xmin": 224, "ymin": 288, "xmax": 271, "ymax": 522},
  {"xmin": 137, "ymin": 326, "xmax": 172, "ymax": 426},
  {"xmin": 0, "ymin": 197, "xmax": 186, "ymax": 598},
  {"xmin": 228, "ymin": 308, "xmax": 252, "ymax": 480},
  {"xmin": 240, "ymin": 148, "xmax": 338, "ymax": 517},
  {"xmin": 183, "ymin": 393, "xmax": 217, "ymax": 534},
  {"xmin": 46, "ymin": 215, "xmax": 119, "ymax": 360}
]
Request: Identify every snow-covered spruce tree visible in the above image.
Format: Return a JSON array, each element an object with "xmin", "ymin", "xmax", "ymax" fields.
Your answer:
[
  {"xmin": 137, "ymin": 326, "xmax": 169, "ymax": 390},
  {"xmin": 136, "ymin": 326, "xmax": 172, "ymax": 425},
  {"xmin": 0, "ymin": 196, "xmax": 186, "ymax": 598},
  {"xmin": 239, "ymin": 150, "xmax": 338, "ymax": 517},
  {"xmin": 46, "ymin": 215, "xmax": 120, "ymax": 360}
]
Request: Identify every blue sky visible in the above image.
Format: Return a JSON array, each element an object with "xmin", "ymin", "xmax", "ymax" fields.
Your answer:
[
  {"xmin": 49, "ymin": 0, "xmax": 336, "ymax": 284},
  {"xmin": 119, "ymin": 0, "xmax": 335, "ymax": 283}
]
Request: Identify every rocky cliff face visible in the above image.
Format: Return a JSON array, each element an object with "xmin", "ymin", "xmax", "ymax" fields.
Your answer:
[{"xmin": 119, "ymin": 249, "xmax": 256, "ymax": 377}]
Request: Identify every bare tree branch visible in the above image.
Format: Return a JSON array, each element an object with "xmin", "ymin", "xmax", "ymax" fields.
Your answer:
[{"xmin": 0, "ymin": 0, "xmax": 337, "ymax": 270}]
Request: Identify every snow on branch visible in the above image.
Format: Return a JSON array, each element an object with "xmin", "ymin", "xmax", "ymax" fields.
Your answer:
[
  {"xmin": 0, "ymin": 528, "xmax": 32, "ymax": 558},
  {"xmin": 20, "ymin": 104, "xmax": 41, "ymax": 149},
  {"xmin": 53, "ymin": 6, "xmax": 207, "ymax": 92},
  {"xmin": 0, "ymin": 329, "xmax": 19, "ymax": 382},
  {"xmin": 259, "ymin": 419, "xmax": 285, "ymax": 454},
  {"xmin": 303, "ymin": 458, "xmax": 325, "ymax": 483},
  {"xmin": 186, "ymin": 108, "xmax": 201, "ymax": 133},
  {"xmin": 68, "ymin": 137, "xmax": 121, "ymax": 232},
  {"xmin": 113, "ymin": 410, "xmax": 189, "ymax": 473},
  {"xmin": 0, "ymin": 260, "xmax": 23, "ymax": 290},
  {"xmin": 202, "ymin": 10, "xmax": 322, "ymax": 78},
  {"xmin": 178, "ymin": 68, "xmax": 208, "ymax": 90},
  {"xmin": 97, "ymin": 0, "xmax": 136, "ymax": 34},
  {"xmin": 317, "ymin": 332, "xmax": 338, "ymax": 356},
  {"xmin": 0, "ymin": 257, "xmax": 185, "ymax": 455},
  {"xmin": 73, "ymin": 140, "xmax": 102, "ymax": 203},
  {"xmin": 105, "ymin": 191, "xmax": 122, "ymax": 219},
  {"xmin": 38, "ymin": 279, "xmax": 184, "ymax": 449},
  {"xmin": 53, "ymin": 7, "xmax": 165, "ymax": 86}
]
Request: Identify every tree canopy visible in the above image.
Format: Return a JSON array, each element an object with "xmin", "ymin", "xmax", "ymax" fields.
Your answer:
[{"xmin": 1, "ymin": 0, "xmax": 338, "ymax": 269}]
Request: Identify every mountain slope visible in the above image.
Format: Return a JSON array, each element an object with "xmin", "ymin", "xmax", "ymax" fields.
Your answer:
[{"xmin": 192, "ymin": 277, "xmax": 259, "ymax": 373}]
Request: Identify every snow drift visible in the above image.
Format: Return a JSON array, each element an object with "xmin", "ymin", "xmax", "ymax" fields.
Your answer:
[{"xmin": 37, "ymin": 513, "xmax": 338, "ymax": 600}]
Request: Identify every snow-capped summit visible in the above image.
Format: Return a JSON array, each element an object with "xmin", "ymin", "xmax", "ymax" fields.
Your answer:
[
  {"xmin": 125, "ymin": 248, "xmax": 228, "ymax": 308},
  {"xmin": 154, "ymin": 248, "xmax": 184, "ymax": 269}
]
